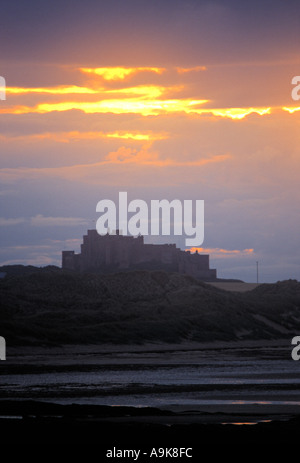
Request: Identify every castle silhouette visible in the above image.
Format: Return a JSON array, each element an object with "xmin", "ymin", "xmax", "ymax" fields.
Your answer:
[{"xmin": 62, "ymin": 229, "xmax": 217, "ymax": 280}]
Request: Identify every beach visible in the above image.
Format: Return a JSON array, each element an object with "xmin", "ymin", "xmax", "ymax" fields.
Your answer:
[{"xmin": 1, "ymin": 339, "xmax": 300, "ymax": 446}]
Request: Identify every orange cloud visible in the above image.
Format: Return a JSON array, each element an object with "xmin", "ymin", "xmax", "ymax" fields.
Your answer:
[
  {"xmin": 201, "ymin": 107, "xmax": 271, "ymax": 119},
  {"xmin": 187, "ymin": 247, "xmax": 254, "ymax": 257},
  {"xmin": 106, "ymin": 131, "xmax": 167, "ymax": 141},
  {"xmin": 80, "ymin": 66, "xmax": 165, "ymax": 80},
  {"xmin": 0, "ymin": 148, "xmax": 231, "ymax": 186},
  {"xmin": 0, "ymin": 79, "xmax": 209, "ymax": 116},
  {"xmin": 5, "ymin": 97, "xmax": 208, "ymax": 116},
  {"xmin": 3, "ymin": 102, "xmax": 270, "ymax": 119},
  {"xmin": 0, "ymin": 100, "xmax": 274, "ymax": 119},
  {"xmin": 0, "ymin": 131, "xmax": 168, "ymax": 143},
  {"xmin": 176, "ymin": 66, "xmax": 207, "ymax": 73},
  {"xmin": 1, "ymin": 65, "xmax": 292, "ymax": 120},
  {"xmin": 105, "ymin": 147, "xmax": 231, "ymax": 166},
  {"xmin": 6, "ymin": 85, "xmax": 98, "ymax": 95},
  {"xmin": 282, "ymin": 106, "xmax": 300, "ymax": 114}
]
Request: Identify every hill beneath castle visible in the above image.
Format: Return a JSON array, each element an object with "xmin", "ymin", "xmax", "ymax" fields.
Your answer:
[{"xmin": 1, "ymin": 266, "xmax": 300, "ymax": 346}]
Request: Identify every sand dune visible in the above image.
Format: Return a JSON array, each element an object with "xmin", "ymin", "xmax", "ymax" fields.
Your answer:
[{"xmin": 1, "ymin": 267, "xmax": 299, "ymax": 346}]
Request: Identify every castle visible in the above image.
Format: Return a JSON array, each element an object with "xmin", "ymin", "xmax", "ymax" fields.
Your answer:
[{"xmin": 62, "ymin": 229, "xmax": 217, "ymax": 281}]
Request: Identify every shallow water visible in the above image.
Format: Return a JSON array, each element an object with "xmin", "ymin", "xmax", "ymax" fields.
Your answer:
[{"xmin": 1, "ymin": 343, "xmax": 300, "ymax": 411}]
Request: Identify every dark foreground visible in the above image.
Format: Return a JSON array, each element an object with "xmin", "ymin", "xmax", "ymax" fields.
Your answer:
[{"xmin": 1, "ymin": 400, "xmax": 299, "ymax": 448}]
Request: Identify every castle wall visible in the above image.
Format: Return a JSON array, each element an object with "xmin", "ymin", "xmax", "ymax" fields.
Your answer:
[{"xmin": 62, "ymin": 230, "xmax": 217, "ymax": 280}]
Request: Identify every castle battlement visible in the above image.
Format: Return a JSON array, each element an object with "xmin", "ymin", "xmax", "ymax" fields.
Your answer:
[{"xmin": 62, "ymin": 230, "xmax": 217, "ymax": 280}]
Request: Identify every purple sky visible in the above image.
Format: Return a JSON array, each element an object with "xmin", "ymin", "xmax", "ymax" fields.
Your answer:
[{"xmin": 0, "ymin": 0, "xmax": 300, "ymax": 282}]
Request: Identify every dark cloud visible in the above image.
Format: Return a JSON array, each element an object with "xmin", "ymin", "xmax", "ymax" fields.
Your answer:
[{"xmin": 1, "ymin": 0, "xmax": 299, "ymax": 66}]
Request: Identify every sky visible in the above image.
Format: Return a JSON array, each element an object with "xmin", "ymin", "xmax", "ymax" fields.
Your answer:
[{"xmin": 0, "ymin": 0, "xmax": 299, "ymax": 283}]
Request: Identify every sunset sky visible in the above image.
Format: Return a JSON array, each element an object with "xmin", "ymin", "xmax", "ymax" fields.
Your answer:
[{"xmin": 0, "ymin": 0, "xmax": 299, "ymax": 282}]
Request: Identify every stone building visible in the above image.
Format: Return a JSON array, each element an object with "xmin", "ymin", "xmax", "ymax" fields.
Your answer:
[{"xmin": 62, "ymin": 229, "xmax": 217, "ymax": 280}]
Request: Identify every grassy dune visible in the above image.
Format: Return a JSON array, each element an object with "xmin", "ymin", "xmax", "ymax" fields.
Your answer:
[{"xmin": 0, "ymin": 267, "xmax": 300, "ymax": 345}]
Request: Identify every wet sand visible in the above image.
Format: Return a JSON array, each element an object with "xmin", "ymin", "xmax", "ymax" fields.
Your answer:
[
  {"xmin": 0, "ymin": 399, "xmax": 300, "ymax": 446},
  {"xmin": 2, "ymin": 339, "xmax": 299, "ymax": 446}
]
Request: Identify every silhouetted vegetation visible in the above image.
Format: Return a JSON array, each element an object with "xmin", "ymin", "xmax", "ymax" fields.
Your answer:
[{"xmin": 0, "ymin": 266, "xmax": 299, "ymax": 346}]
